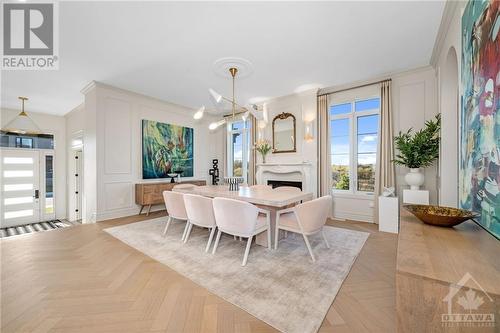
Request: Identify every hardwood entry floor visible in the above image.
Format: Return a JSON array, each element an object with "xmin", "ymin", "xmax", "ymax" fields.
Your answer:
[{"xmin": 1, "ymin": 212, "xmax": 397, "ymax": 333}]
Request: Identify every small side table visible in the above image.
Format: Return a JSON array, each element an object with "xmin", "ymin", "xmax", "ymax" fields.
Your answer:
[
  {"xmin": 402, "ymin": 189, "xmax": 429, "ymax": 205},
  {"xmin": 378, "ymin": 196, "xmax": 399, "ymax": 233}
]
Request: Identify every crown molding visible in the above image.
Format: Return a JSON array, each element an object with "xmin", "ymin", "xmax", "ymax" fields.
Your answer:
[
  {"xmin": 80, "ymin": 81, "xmax": 97, "ymax": 95},
  {"xmin": 430, "ymin": 0, "xmax": 460, "ymax": 68}
]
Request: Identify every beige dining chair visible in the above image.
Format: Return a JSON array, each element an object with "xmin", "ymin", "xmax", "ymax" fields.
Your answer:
[
  {"xmin": 273, "ymin": 186, "xmax": 302, "ymax": 193},
  {"xmin": 173, "ymin": 183, "xmax": 198, "ymax": 189},
  {"xmin": 183, "ymin": 193, "xmax": 217, "ymax": 252},
  {"xmin": 274, "ymin": 195, "xmax": 333, "ymax": 262},
  {"xmin": 162, "ymin": 191, "xmax": 190, "ymax": 240},
  {"xmin": 249, "ymin": 184, "xmax": 273, "ymax": 190},
  {"xmin": 212, "ymin": 197, "xmax": 271, "ymax": 266}
]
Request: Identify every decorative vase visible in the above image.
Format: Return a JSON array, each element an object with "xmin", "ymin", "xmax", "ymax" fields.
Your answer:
[
  {"xmin": 405, "ymin": 168, "xmax": 425, "ymax": 190},
  {"xmin": 262, "ymin": 154, "xmax": 266, "ymax": 164}
]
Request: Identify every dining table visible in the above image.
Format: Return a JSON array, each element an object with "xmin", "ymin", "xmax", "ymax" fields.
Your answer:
[{"xmin": 172, "ymin": 185, "xmax": 313, "ymax": 247}]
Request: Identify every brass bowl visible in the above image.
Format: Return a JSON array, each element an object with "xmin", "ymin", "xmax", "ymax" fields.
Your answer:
[{"xmin": 404, "ymin": 204, "xmax": 478, "ymax": 227}]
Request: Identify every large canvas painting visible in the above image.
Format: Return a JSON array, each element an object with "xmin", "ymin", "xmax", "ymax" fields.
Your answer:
[
  {"xmin": 460, "ymin": 0, "xmax": 500, "ymax": 239},
  {"xmin": 142, "ymin": 120, "xmax": 194, "ymax": 179}
]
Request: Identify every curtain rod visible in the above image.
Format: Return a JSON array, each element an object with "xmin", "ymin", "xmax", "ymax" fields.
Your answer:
[{"xmin": 317, "ymin": 78, "xmax": 392, "ymax": 97}]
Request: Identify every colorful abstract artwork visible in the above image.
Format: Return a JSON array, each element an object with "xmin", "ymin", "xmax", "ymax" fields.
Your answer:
[
  {"xmin": 142, "ymin": 120, "xmax": 194, "ymax": 179},
  {"xmin": 460, "ymin": 0, "xmax": 500, "ymax": 239}
]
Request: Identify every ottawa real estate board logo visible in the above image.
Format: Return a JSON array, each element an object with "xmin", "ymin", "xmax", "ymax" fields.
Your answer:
[
  {"xmin": 442, "ymin": 273, "xmax": 495, "ymax": 328},
  {"xmin": 2, "ymin": 1, "xmax": 59, "ymax": 70}
]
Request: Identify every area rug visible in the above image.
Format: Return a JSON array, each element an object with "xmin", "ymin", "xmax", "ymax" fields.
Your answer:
[{"xmin": 104, "ymin": 217, "xmax": 369, "ymax": 333}]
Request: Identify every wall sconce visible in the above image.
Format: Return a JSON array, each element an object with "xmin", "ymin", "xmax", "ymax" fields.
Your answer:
[{"xmin": 304, "ymin": 121, "xmax": 314, "ymax": 141}]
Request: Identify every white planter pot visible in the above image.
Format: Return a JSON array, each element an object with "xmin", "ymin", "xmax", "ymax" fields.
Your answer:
[{"xmin": 405, "ymin": 168, "xmax": 424, "ymax": 190}]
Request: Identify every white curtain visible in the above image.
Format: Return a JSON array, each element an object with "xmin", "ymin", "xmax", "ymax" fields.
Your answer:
[
  {"xmin": 317, "ymin": 95, "xmax": 331, "ymax": 197},
  {"xmin": 374, "ymin": 80, "xmax": 396, "ymax": 223},
  {"xmin": 247, "ymin": 116, "xmax": 257, "ymax": 185}
]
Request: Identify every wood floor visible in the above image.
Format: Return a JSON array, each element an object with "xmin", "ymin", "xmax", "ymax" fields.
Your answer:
[{"xmin": 0, "ymin": 212, "xmax": 397, "ymax": 333}]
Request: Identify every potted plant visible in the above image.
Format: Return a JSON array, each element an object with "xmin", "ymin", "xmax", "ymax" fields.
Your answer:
[
  {"xmin": 254, "ymin": 139, "xmax": 272, "ymax": 164},
  {"xmin": 393, "ymin": 114, "xmax": 441, "ymax": 190}
]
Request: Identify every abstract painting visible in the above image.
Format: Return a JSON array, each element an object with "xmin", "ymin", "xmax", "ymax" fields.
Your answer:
[
  {"xmin": 460, "ymin": 0, "xmax": 500, "ymax": 239},
  {"xmin": 142, "ymin": 120, "xmax": 194, "ymax": 179}
]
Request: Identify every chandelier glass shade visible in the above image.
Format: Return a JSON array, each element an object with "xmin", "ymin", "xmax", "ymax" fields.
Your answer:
[{"xmin": 2, "ymin": 97, "xmax": 42, "ymax": 135}]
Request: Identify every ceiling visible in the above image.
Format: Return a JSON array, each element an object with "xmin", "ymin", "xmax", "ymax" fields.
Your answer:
[{"xmin": 1, "ymin": 1, "xmax": 445, "ymax": 116}]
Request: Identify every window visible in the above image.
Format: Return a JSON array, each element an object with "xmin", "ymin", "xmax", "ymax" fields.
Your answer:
[
  {"xmin": 15, "ymin": 137, "xmax": 33, "ymax": 148},
  {"xmin": 227, "ymin": 120, "xmax": 250, "ymax": 182},
  {"xmin": 330, "ymin": 97, "xmax": 380, "ymax": 194}
]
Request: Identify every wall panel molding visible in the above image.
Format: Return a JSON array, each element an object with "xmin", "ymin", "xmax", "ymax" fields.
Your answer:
[{"xmin": 104, "ymin": 97, "xmax": 132, "ymax": 175}]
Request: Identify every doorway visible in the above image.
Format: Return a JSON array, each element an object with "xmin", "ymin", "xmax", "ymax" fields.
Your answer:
[{"xmin": 0, "ymin": 149, "xmax": 56, "ymax": 228}]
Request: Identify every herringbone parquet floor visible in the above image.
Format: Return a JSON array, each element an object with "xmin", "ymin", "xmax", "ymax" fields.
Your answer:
[{"xmin": 0, "ymin": 211, "xmax": 397, "ymax": 333}]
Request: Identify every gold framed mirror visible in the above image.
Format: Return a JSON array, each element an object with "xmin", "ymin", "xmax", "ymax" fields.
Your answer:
[{"xmin": 272, "ymin": 112, "xmax": 296, "ymax": 153}]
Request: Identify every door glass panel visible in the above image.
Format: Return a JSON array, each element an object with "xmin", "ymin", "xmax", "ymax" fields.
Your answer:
[
  {"xmin": 330, "ymin": 118, "xmax": 350, "ymax": 190},
  {"xmin": 357, "ymin": 114, "xmax": 378, "ymax": 192},
  {"xmin": 45, "ymin": 155, "xmax": 54, "ymax": 214},
  {"xmin": 4, "ymin": 209, "xmax": 33, "ymax": 219},
  {"xmin": 232, "ymin": 132, "xmax": 243, "ymax": 177},
  {"xmin": 4, "ymin": 170, "xmax": 34, "ymax": 178},
  {"xmin": 4, "ymin": 184, "xmax": 33, "ymax": 191},
  {"xmin": 3, "ymin": 157, "xmax": 33, "ymax": 164},
  {"xmin": 4, "ymin": 197, "xmax": 33, "ymax": 205}
]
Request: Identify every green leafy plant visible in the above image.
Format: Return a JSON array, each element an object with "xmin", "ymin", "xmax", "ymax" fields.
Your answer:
[{"xmin": 393, "ymin": 114, "xmax": 441, "ymax": 169}]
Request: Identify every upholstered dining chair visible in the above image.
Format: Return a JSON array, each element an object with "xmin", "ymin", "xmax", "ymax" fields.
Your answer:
[
  {"xmin": 273, "ymin": 186, "xmax": 302, "ymax": 193},
  {"xmin": 249, "ymin": 184, "xmax": 273, "ymax": 190},
  {"xmin": 162, "ymin": 191, "xmax": 190, "ymax": 240},
  {"xmin": 173, "ymin": 183, "xmax": 198, "ymax": 189},
  {"xmin": 212, "ymin": 197, "xmax": 271, "ymax": 266},
  {"xmin": 274, "ymin": 195, "xmax": 332, "ymax": 262},
  {"xmin": 183, "ymin": 194, "xmax": 217, "ymax": 252}
]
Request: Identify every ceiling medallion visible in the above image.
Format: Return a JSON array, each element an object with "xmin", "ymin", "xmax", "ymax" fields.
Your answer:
[{"xmin": 213, "ymin": 57, "xmax": 253, "ymax": 79}]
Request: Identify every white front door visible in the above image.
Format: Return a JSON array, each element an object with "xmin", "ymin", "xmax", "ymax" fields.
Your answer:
[{"xmin": 1, "ymin": 149, "xmax": 41, "ymax": 227}]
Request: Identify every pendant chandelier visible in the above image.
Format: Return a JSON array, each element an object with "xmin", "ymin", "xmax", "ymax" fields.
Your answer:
[
  {"xmin": 193, "ymin": 67, "xmax": 266, "ymax": 130},
  {"xmin": 2, "ymin": 97, "xmax": 42, "ymax": 135}
]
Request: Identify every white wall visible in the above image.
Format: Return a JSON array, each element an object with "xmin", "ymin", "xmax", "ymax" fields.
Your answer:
[
  {"xmin": 432, "ymin": 2, "xmax": 466, "ymax": 207},
  {"xmin": 1, "ymin": 108, "xmax": 67, "ymax": 220},
  {"xmin": 392, "ymin": 66, "xmax": 439, "ymax": 204},
  {"xmin": 81, "ymin": 82, "xmax": 218, "ymax": 222},
  {"xmin": 255, "ymin": 89, "xmax": 318, "ymax": 195}
]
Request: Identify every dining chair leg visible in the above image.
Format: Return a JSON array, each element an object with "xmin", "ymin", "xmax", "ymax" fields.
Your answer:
[
  {"xmin": 212, "ymin": 230, "xmax": 222, "ymax": 254},
  {"xmin": 321, "ymin": 229, "xmax": 330, "ymax": 249},
  {"xmin": 162, "ymin": 216, "xmax": 172, "ymax": 237},
  {"xmin": 267, "ymin": 229, "xmax": 271, "ymax": 249},
  {"xmin": 302, "ymin": 234, "xmax": 316, "ymax": 262},
  {"xmin": 181, "ymin": 222, "xmax": 189, "ymax": 241},
  {"xmin": 205, "ymin": 227, "xmax": 216, "ymax": 252},
  {"xmin": 274, "ymin": 226, "xmax": 280, "ymax": 250},
  {"xmin": 242, "ymin": 236, "xmax": 253, "ymax": 266},
  {"xmin": 184, "ymin": 222, "xmax": 194, "ymax": 243}
]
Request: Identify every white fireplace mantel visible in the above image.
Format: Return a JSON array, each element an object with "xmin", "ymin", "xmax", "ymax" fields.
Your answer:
[{"xmin": 256, "ymin": 162, "xmax": 313, "ymax": 193}]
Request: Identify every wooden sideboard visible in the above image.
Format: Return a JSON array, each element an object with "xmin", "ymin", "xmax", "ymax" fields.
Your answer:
[
  {"xmin": 135, "ymin": 180, "xmax": 206, "ymax": 215},
  {"xmin": 396, "ymin": 211, "xmax": 500, "ymax": 332}
]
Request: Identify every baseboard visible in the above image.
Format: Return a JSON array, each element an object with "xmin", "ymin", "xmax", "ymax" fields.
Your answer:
[
  {"xmin": 334, "ymin": 211, "xmax": 374, "ymax": 223},
  {"xmin": 96, "ymin": 204, "xmax": 165, "ymax": 222}
]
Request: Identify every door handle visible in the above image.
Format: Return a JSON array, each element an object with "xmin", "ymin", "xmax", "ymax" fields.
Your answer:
[{"xmin": 34, "ymin": 190, "xmax": 39, "ymax": 199}]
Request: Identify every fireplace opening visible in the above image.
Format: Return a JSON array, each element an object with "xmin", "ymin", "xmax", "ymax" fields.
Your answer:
[{"xmin": 267, "ymin": 180, "xmax": 302, "ymax": 190}]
